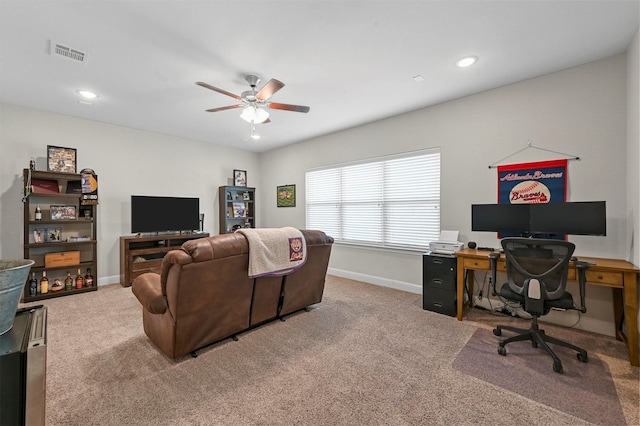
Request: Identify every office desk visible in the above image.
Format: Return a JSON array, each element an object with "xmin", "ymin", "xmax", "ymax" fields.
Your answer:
[{"xmin": 455, "ymin": 248, "xmax": 640, "ymax": 367}]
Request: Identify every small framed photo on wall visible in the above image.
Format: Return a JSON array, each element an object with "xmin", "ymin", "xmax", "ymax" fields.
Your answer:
[
  {"xmin": 277, "ymin": 184, "xmax": 296, "ymax": 207},
  {"xmin": 47, "ymin": 145, "xmax": 77, "ymax": 173},
  {"xmin": 234, "ymin": 169, "xmax": 247, "ymax": 187}
]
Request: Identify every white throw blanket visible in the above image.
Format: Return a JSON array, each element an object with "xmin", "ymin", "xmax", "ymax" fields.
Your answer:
[{"xmin": 236, "ymin": 227, "xmax": 307, "ymax": 278}]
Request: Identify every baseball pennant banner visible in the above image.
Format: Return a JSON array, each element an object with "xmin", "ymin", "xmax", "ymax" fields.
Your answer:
[{"xmin": 497, "ymin": 159, "xmax": 567, "ymax": 205}]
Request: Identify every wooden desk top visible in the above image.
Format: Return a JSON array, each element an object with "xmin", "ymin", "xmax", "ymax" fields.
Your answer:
[{"xmin": 455, "ymin": 248, "xmax": 640, "ymax": 273}]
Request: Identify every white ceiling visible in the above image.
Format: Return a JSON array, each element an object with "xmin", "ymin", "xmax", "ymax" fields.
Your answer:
[{"xmin": 1, "ymin": 1, "xmax": 638, "ymax": 153}]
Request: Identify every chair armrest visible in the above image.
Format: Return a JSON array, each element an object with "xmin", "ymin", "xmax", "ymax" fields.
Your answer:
[
  {"xmin": 132, "ymin": 273, "xmax": 168, "ymax": 314},
  {"xmin": 572, "ymin": 260, "xmax": 591, "ymax": 313}
]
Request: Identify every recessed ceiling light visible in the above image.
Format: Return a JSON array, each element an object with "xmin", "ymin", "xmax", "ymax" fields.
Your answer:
[
  {"xmin": 77, "ymin": 90, "xmax": 98, "ymax": 99},
  {"xmin": 455, "ymin": 56, "xmax": 478, "ymax": 68}
]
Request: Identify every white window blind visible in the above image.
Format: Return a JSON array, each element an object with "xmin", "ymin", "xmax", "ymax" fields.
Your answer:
[{"xmin": 305, "ymin": 149, "xmax": 441, "ymax": 250}]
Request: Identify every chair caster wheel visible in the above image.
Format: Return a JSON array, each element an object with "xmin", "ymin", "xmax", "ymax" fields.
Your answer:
[
  {"xmin": 498, "ymin": 346, "xmax": 506, "ymax": 356},
  {"xmin": 577, "ymin": 352, "xmax": 588, "ymax": 363},
  {"xmin": 532, "ymin": 341, "xmax": 538, "ymax": 348},
  {"xmin": 553, "ymin": 361, "xmax": 563, "ymax": 374},
  {"xmin": 493, "ymin": 328, "xmax": 501, "ymax": 336}
]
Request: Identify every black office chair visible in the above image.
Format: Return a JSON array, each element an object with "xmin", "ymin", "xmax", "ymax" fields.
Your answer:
[{"xmin": 489, "ymin": 237, "xmax": 590, "ymax": 374}]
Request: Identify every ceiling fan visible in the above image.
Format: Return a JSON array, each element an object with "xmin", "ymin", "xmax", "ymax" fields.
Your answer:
[{"xmin": 196, "ymin": 75, "xmax": 310, "ymax": 125}]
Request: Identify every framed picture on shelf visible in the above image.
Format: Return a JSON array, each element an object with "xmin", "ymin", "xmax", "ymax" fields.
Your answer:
[
  {"xmin": 33, "ymin": 229, "xmax": 45, "ymax": 243},
  {"xmin": 232, "ymin": 202, "xmax": 246, "ymax": 217},
  {"xmin": 47, "ymin": 227, "xmax": 62, "ymax": 242},
  {"xmin": 50, "ymin": 205, "xmax": 77, "ymax": 220},
  {"xmin": 277, "ymin": 184, "xmax": 296, "ymax": 207},
  {"xmin": 233, "ymin": 169, "xmax": 247, "ymax": 187},
  {"xmin": 47, "ymin": 145, "xmax": 77, "ymax": 173}
]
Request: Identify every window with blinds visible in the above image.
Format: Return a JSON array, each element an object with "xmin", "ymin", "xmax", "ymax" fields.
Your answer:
[{"xmin": 305, "ymin": 149, "xmax": 441, "ymax": 251}]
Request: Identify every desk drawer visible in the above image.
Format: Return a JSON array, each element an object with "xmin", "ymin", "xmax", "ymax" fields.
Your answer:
[
  {"xmin": 463, "ymin": 258, "xmax": 490, "ymax": 270},
  {"xmin": 585, "ymin": 270, "xmax": 623, "ymax": 287}
]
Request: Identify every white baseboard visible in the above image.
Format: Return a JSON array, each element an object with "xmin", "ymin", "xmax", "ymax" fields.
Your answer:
[
  {"xmin": 98, "ymin": 274, "xmax": 121, "ymax": 286},
  {"xmin": 328, "ymin": 268, "xmax": 421, "ymax": 294}
]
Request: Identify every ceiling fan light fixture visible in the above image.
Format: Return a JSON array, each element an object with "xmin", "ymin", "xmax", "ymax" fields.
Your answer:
[{"xmin": 240, "ymin": 105, "xmax": 269, "ymax": 124}]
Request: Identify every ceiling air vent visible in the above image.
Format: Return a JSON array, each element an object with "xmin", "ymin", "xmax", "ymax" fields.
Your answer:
[{"xmin": 50, "ymin": 41, "xmax": 87, "ymax": 64}]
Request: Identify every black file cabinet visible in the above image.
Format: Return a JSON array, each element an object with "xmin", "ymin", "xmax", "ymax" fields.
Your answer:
[{"xmin": 422, "ymin": 252, "xmax": 457, "ymax": 317}]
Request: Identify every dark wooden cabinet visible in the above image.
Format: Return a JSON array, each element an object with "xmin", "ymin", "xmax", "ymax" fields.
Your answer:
[
  {"xmin": 219, "ymin": 186, "xmax": 255, "ymax": 234},
  {"xmin": 119, "ymin": 233, "xmax": 209, "ymax": 287},
  {"xmin": 422, "ymin": 252, "xmax": 457, "ymax": 317},
  {"xmin": 22, "ymin": 169, "xmax": 98, "ymax": 302}
]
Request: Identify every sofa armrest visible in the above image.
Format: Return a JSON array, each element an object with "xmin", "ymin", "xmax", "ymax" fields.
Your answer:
[
  {"xmin": 161, "ymin": 249, "xmax": 193, "ymax": 282},
  {"xmin": 132, "ymin": 273, "xmax": 168, "ymax": 314}
]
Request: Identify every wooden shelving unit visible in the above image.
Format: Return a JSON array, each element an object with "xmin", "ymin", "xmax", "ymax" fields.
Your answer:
[
  {"xmin": 22, "ymin": 169, "xmax": 98, "ymax": 302},
  {"xmin": 219, "ymin": 186, "xmax": 255, "ymax": 234},
  {"xmin": 119, "ymin": 233, "xmax": 209, "ymax": 287}
]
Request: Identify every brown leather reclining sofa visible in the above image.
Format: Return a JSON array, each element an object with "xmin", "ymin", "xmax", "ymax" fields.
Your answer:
[{"xmin": 132, "ymin": 229, "xmax": 333, "ymax": 359}]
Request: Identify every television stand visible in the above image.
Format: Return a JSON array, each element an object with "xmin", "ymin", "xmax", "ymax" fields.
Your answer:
[{"xmin": 119, "ymin": 232, "xmax": 209, "ymax": 287}]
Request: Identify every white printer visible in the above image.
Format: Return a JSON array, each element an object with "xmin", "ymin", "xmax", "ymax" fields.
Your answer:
[{"xmin": 429, "ymin": 230, "xmax": 465, "ymax": 255}]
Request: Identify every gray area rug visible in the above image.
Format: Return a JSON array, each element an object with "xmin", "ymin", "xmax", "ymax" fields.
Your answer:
[{"xmin": 452, "ymin": 328, "xmax": 626, "ymax": 426}]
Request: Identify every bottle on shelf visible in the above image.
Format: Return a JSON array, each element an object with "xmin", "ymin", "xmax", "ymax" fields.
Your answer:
[
  {"xmin": 84, "ymin": 268, "xmax": 94, "ymax": 287},
  {"xmin": 64, "ymin": 271, "xmax": 73, "ymax": 290},
  {"xmin": 35, "ymin": 204, "xmax": 42, "ymax": 221},
  {"xmin": 40, "ymin": 271, "xmax": 49, "ymax": 294},
  {"xmin": 75, "ymin": 268, "xmax": 84, "ymax": 289},
  {"xmin": 29, "ymin": 272, "xmax": 37, "ymax": 296}
]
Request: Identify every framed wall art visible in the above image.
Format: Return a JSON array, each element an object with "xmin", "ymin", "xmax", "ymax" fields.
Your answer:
[
  {"xmin": 47, "ymin": 145, "xmax": 77, "ymax": 173},
  {"xmin": 277, "ymin": 184, "xmax": 296, "ymax": 207},
  {"xmin": 233, "ymin": 169, "xmax": 247, "ymax": 187}
]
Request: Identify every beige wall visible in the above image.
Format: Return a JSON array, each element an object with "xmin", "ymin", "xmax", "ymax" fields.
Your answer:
[
  {"xmin": 626, "ymin": 29, "xmax": 640, "ymax": 345},
  {"xmin": 0, "ymin": 105, "xmax": 261, "ymax": 283},
  {"xmin": 259, "ymin": 54, "xmax": 631, "ymax": 336}
]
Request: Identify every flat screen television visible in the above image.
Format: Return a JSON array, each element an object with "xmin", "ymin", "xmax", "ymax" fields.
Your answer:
[
  {"xmin": 471, "ymin": 204, "xmax": 530, "ymax": 233},
  {"xmin": 131, "ymin": 195, "xmax": 199, "ymax": 234},
  {"xmin": 529, "ymin": 201, "xmax": 606, "ymax": 236}
]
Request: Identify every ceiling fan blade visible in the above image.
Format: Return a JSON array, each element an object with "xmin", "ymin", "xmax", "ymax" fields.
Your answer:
[
  {"xmin": 196, "ymin": 82, "xmax": 242, "ymax": 100},
  {"xmin": 267, "ymin": 102, "xmax": 310, "ymax": 113},
  {"xmin": 205, "ymin": 104, "xmax": 242, "ymax": 113},
  {"xmin": 256, "ymin": 79, "xmax": 285, "ymax": 101}
]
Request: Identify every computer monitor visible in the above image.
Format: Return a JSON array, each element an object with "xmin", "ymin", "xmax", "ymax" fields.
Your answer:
[
  {"xmin": 471, "ymin": 204, "xmax": 530, "ymax": 233},
  {"xmin": 529, "ymin": 201, "xmax": 606, "ymax": 236}
]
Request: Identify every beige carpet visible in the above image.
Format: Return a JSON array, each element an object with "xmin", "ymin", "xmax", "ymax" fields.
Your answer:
[{"xmin": 21, "ymin": 276, "xmax": 639, "ymax": 425}]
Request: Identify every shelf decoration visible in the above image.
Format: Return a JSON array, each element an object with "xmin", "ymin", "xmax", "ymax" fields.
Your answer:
[
  {"xmin": 50, "ymin": 205, "xmax": 76, "ymax": 220},
  {"xmin": 277, "ymin": 184, "xmax": 296, "ymax": 207},
  {"xmin": 80, "ymin": 168, "xmax": 99, "ymax": 205},
  {"xmin": 47, "ymin": 227, "xmax": 62, "ymax": 242},
  {"xmin": 47, "ymin": 145, "xmax": 77, "ymax": 173},
  {"xmin": 233, "ymin": 169, "xmax": 247, "ymax": 187},
  {"xmin": 232, "ymin": 202, "xmax": 246, "ymax": 217},
  {"xmin": 33, "ymin": 229, "xmax": 45, "ymax": 243}
]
